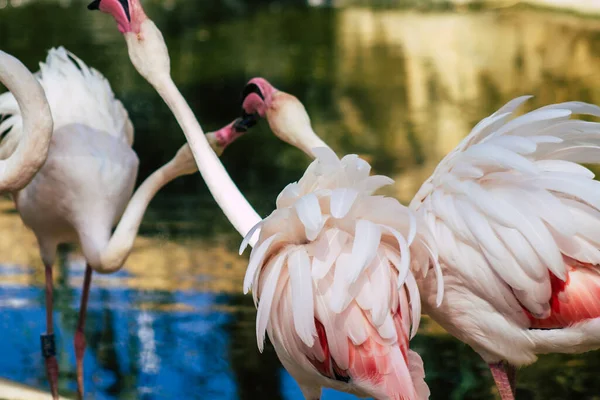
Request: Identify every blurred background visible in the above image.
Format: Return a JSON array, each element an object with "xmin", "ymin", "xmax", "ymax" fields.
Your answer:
[{"xmin": 1, "ymin": 0, "xmax": 600, "ymax": 399}]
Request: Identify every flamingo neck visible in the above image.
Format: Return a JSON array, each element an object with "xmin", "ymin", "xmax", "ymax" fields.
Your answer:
[
  {"xmin": 0, "ymin": 51, "xmax": 53, "ymax": 193},
  {"xmin": 150, "ymin": 74, "xmax": 262, "ymax": 246},
  {"xmin": 301, "ymin": 129, "xmax": 330, "ymax": 158},
  {"xmin": 88, "ymin": 149, "xmax": 188, "ymax": 273}
]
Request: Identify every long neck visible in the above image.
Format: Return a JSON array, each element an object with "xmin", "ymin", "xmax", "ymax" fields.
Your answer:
[
  {"xmin": 151, "ymin": 74, "xmax": 262, "ymax": 244},
  {"xmin": 0, "ymin": 51, "xmax": 52, "ymax": 192},
  {"xmin": 302, "ymin": 128, "xmax": 330, "ymax": 158},
  {"xmin": 92, "ymin": 152, "xmax": 189, "ymax": 273}
]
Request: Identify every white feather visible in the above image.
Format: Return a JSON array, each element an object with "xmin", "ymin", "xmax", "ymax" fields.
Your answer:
[
  {"xmin": 347, "ymin": 219, "xmax": 381, "ymax": 283},
  {"xmin": 311, "ymin": 228, "xmax": 351, "ymax": 279},
  {"xmin": 239, "ymin": 219, "xmax": 264, "ymax": 255},
  {"xmin": 405, "ymin": 273, "xmax": 422, "ymax": 339},
  {"xmin": 294, "ymin": 193, "xmax": 324, "ymax": 241},
  {"xmin": 243, "ymin": 233, "xmax": 282, "ymax": 294},
  {"xmin": 330, "ymin": 188, "xmax": 359, "ymax": 219},
  {"xmin": 288, "ymin": 248, "xmax": 317, "ymax": 347},
  {"xmin": 256, "ymin": 252, "xmax": 287, "ymax": 352},
  {"xmin": 380, "ymin": 225, "xmax": 411, "ymax": 287}
]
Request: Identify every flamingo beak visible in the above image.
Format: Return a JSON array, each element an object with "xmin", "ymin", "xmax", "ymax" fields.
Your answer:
[
  {"xmin": 87, "ymin": 0, "xmax": 138, "ymax": 34},
  {"xmin": 240, "ymin": 82, "xmax": 268, "ymax": 120},
  {"xmin": 241, "ymin": 82, "xmax": 265, "ymax": 103},
  {"xmin": 232, "ymin": 113, "xmax": 258, "ymax": 132}
]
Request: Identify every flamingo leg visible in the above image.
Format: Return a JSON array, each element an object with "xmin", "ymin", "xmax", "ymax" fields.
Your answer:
[
  {"xmin": 41, "ymin": 263, "xmax": 59, "ymax": 400},
  {"xmin": 74, "ymin": 264, "xmax": 93, "ymax": 400},
  {"xmin": 489, "ymin": 361, "xmax": 516, "ymax": 400},
  {"xmin": 507, "ymin": 363, "xmax": 517, "ymax": 393}
]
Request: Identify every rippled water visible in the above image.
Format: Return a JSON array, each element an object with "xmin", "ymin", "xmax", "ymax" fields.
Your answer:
[{"xmin": 1, "ymin": 1, "xmax": 600, "ymax": 399}]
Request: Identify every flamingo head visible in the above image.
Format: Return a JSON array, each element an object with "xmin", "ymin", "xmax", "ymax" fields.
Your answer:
[
  {"xmin": 88, "ymin": 0, "xmax": 169, "ymax": 85},
  {"xmin": 206, "ymin": 116, "xmax": 258, "ymax": 156},
  {"xmin": 239, "ymin": 77, "xmax": 327, "ymax": 157},
  {"xmin": 241, "ymin": 77, "xmax": 277, "ymax": 118},
  {"xmin": 87, "ymin": 0, "xmax": 146, "ymax": 34}
]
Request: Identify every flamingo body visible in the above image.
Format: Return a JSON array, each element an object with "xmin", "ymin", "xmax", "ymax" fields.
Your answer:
[
  {"xmin": 242, "ymin": 147, "xmax": 437, "ymax": 400},
  {"xmin": 411, "ymin": 97, "xmax": 600, "ymax": 369},
  {"xmin": 0, "ymin": 47, "xmax": 138, "ymax": 267},
  {"xmin": 16, "ymin": 126, "xmax": 137, "ymax": 266}
]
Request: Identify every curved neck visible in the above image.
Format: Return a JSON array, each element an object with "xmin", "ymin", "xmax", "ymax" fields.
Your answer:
[
  {"xmin": 91, "ymin": 152, "xmax": 188, "ymax": 273},
  {"xmin": 0, "ymin": 51, "xmax": 52, "ymax": 193},
  {"xmin": 150, "ymin": 73, "xmax": 262, "ymax": 244}
]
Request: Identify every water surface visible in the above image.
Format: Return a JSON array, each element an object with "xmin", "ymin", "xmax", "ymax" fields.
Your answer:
[{"xmin": 1, "ymin": 1, "xmax": 600, "ymax": 399}]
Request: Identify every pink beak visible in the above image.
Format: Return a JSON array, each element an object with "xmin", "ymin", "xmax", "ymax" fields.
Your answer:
[{"xmin": 88, "ymin": 0, "xmax": 146, "ymax": 34}]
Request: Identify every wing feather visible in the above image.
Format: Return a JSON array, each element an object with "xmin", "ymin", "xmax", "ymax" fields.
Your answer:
[{"xmin": 412, "ymin": 96, "xmax": 600, "ymax": 318}]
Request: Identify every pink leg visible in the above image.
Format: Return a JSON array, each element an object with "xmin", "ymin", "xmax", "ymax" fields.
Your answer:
[
  {"xmin": 507, "ymin": 363, "xmax": 517, "ymax": 392},
  {"xmin": 74, "ymin": 265, "xmax": 93, "ymax": 400},
  {"xmin": 489, "ymin": 362, "xmax": 516, "ymax": 400},
  {"xmin": 41, "ymin": 263, "xmax": 59, "ymax": 400}
]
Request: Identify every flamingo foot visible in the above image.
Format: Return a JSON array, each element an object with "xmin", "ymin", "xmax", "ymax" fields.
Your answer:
[
  {"xmin": 489, "ymin": 361, "xmax": 517, "ymax": 400},
  {"xmin": 75, "ymin": 265, "xmax": 93, "ymax": 400}
]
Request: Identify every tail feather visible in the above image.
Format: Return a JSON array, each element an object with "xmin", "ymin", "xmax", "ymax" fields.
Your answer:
[{"xmin": 407, "ymin": 349, "xmax": 430, "ymax": 400}]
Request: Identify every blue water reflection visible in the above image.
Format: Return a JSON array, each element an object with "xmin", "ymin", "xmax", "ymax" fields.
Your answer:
[{"xmin": 0, "ymin": 262, "xmax": 359, "ymax": 399}]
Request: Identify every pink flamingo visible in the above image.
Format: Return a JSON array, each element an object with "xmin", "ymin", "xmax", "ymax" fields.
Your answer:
[
  {"xmin": 89, "ymin": 2, "xmax": 440, "ymax": 398},
  {"xmin": 88, "ymin": 0, "xmax": 600, "ymax": 396},
  {"xmin": 239, "ymin": 144, "xmax": 440, "ymax": 399},
  {"xmin": 409, "ymin": 96, "xmax": 600, "ymax": 399},
  {"xmin": 240, "ymin": 78, "xmax": 600, "ymax": 399}
]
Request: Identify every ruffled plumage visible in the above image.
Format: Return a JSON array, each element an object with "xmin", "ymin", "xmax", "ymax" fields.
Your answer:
[
  {"xmin": 411, "ymin": 96, "xmax": 600, "ymax": 355},
  {"xmin": 0, "ymin": 47, "xmax": 133, "ymax": 160},
  {"xmin": 242, "ymin": 147, "xmax": 439, "ymax": 399}
]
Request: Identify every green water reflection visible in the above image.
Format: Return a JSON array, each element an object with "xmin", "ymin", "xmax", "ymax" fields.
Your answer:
[{"xmin": 1, "ymin": 1, "xmax": 600, "ymax": 399}]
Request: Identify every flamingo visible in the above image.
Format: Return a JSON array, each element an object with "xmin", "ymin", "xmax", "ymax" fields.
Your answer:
[
  {"xmin": 238, "ymin": 146, "xmax": 441, "ymax": 399},
  {"xmin": 0, "ymin": 50, "xmax": 52, "ymax": 193},
  {"xmin": 87, "ymin": 0, "xmax": 600, "ymax": 396},
  {"xmin": 88, "ymin": 1, "xmax": 441, "ymax": 398},
  {"xmin": 0, "ymin": 47, "xmax": 251, "ymax": 399},
  {"xmin": 408, "ymin": 97, "xmax": 600, "ymax": 399},
  {"xmin": 238, "ymin": 78, "xmax": 600, "ymax": 399}
]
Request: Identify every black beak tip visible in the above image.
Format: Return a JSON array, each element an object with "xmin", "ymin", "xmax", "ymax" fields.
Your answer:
[
  {"xmin": 233, "ymin": 113, "xmax": 258, "ymax": 133},
  {"xmin": 87, "ymin": 0, "xmax": 101, "ymax": 10}
]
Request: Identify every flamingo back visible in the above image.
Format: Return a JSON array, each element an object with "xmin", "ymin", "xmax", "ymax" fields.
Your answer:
[
  {"xmin": 242, "ymin": 147, "xmax": 439, "ymax": 399},
  {"xmin": 411, "ymin": 96, "xmax": 600, "ymax": 331},
  {"xmin": 0, "ymin": 46, "xmax": 133, "ymax": 160}
]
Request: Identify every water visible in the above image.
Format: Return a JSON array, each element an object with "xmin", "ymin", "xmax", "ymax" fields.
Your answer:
[{"xmin": 1, "ymin": 1, "xmax": 600, "ymax": 399}]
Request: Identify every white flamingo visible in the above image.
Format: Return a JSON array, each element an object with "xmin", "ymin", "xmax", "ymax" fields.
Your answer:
[
  {"xmin": 88, "ymin": 1, "xmax": 440, "ymax": 398},
  {"xmin": 0, "ymin": 47, "xmax": 249, "ymax": 400},
  {"xmin": 0, "ymin": 50, "xmax": 52, "ymax": 192},
  {"xmin": 240, "ymin": 78, "xmax": 600, "ymax": 399}
]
